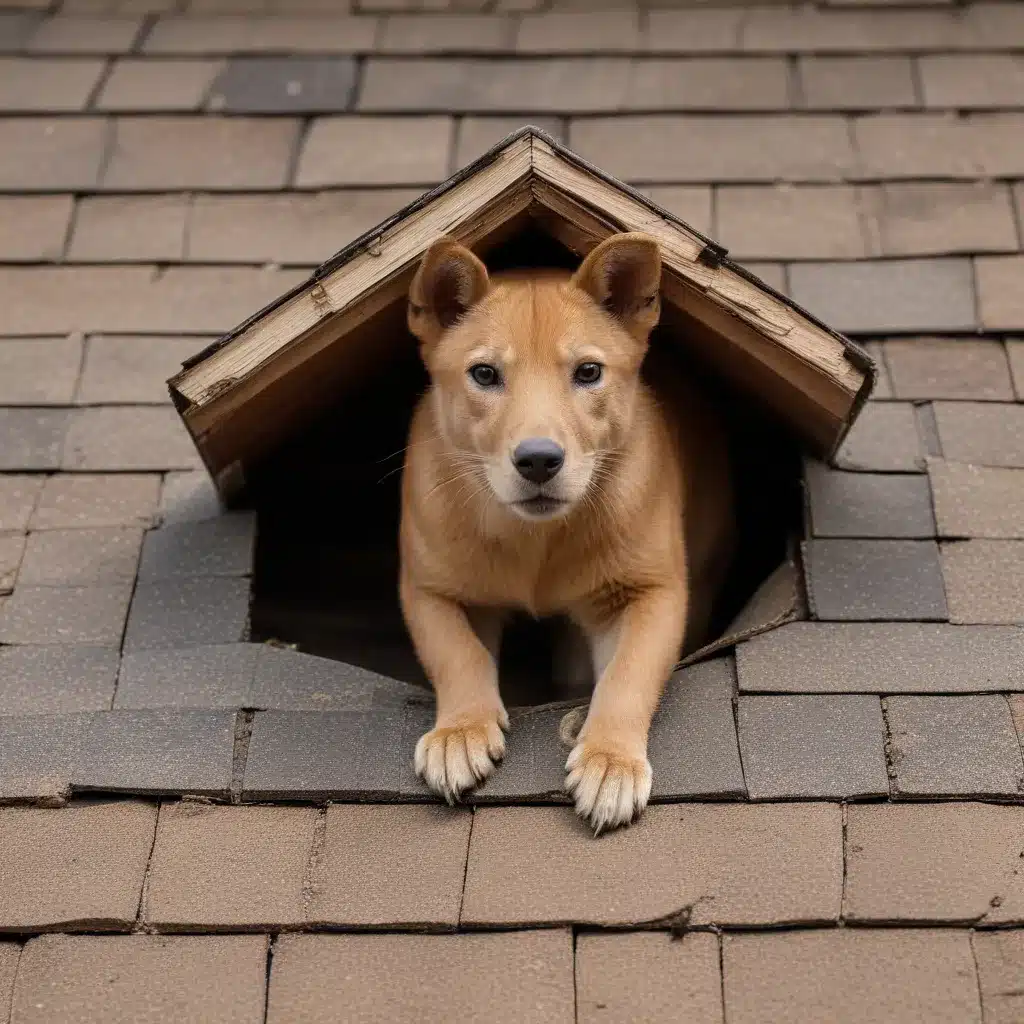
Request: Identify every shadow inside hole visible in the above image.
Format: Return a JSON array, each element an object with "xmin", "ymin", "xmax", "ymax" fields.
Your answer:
[{"xmin": 247, "ymin": 227, "xmax": 805, "ymax": 707}]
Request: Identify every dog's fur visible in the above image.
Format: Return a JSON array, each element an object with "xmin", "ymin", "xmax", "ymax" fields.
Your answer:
[{"xmin": 400, "ymin": 232, "xmax": 735, "ymax": 832}]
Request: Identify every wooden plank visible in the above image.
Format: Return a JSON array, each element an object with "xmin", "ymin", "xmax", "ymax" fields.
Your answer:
[{"xmin": 172, "ymin": 135, "xmax": 535, "ymax": 409}]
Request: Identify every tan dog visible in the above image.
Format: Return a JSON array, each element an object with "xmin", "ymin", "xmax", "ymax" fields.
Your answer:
[{"xmin": 400, "ymin": 232, "xmax": 734, "ymax": 832}]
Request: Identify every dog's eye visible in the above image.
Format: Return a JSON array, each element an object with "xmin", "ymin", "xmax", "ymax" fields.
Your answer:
[
  {"xmin": 573, "ymin": 362, "xmax": 603, "ymax": 386},
  {"xmin": 469, "ymin": 363, "xmax": 501, "ymax": 388}
]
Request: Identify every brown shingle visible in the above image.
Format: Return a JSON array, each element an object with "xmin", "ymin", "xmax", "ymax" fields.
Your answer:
[
  {"xmin": 845, "ymin": 803, "xmax": 1024, "ymax": 924},
  {"xmin": 941, "ymin": 539, "xmax": 1024, "ymax": 624},
  {"xmin": 96, "ymin": 58, "xmax": 222, "ymax": 110},
  {"xmin": 972, "ymin": 931, "xmax": 1024, "ymax": 1024},
  {"xmin": 919, "ymin": 54, "xmax": 1024, "ymax": 108},
  {"xmin": 30, "ymin": 474, "xmax": 160, "ymax": 531},
  {"xmin": 798, "ymin": 56, "xmax": 917, "ymax": 110},
  {"xmin": 642, "ymin": 8, "xmax": 742, "ymax": 52},
  {"xmin": 0, "ymin": 196, "xmax": 72, "ymax": 261},
  {"xmin": 307, "ymin": 804, "xmax": 470, "ymax": 927},
  {"xmin": 380, "ymin": 14, "xmax": 510, "ymax": 52},
  {"xmin": 103, "ymin": 116, "xmax": 299, "ymax": 189},
  {"xmin": 884, "ymin": 339, "xmax": 1014, "ymax": 401},
  {"xmin": 0, "ymin": 801, "xmax": 156, "ymax": 930},
  {"xmin": 17, "ymin": 527, "xmax": 143, "ymax": 586},
  {"xmin": 929, "ymin": 460, "xmax": 1024, "ymax": 538},
  {"xmin": 360, "ymin": 58, "xmax": 632, "ymax": 113},
  {"xmin": 13, "ymin": 934, "xmax": 268, "ymax": 1024},
  {"xmin": 63, "ymin": 407, "xmax": 201, "ymax": 471},
  {"xmin": 0, "ymin": 533, "xmax": 25, "ymax": 596},
  {"xmin": 0, "ymin": 476, "xmax": 44, "ymax": 533},
  {"xmin": 453, "ymin": 115, "xmax": 561, "ymax": 168},
  {"xmin": 576, "ymin": 933, "xmax": 723, "ymax": 1024},
  {"xmin": 853, "ymin": 113, "xmax": 1024, "ymax": 179},
  {"xmin": 267, "ymin": 931, "xmax": 574, "ymax": 1024},
  {"xmin": 977, "ymin": 256, "xmax": 1024, "ymax": 330},
  {"xmin": 0, "ymin": 118, "xmax": 107, "ymax": 191},
  {"xmin": 0, "ymin": 57, "xmax": 105, "ymax": 111},
  {"xmin": 146, "ymin": 802, "xmax": 315, "ymax": 928},
  {"xmin": 68, "ymin": 196, "xmax": 189, "ymax": 262},
  {"xmin": 26, "ymin": 16, "xmax": 142, "ymax": 53},
  {"xmin": 715, "ymin": 185, "xmax": 866, "ymax": 260},
  {"xmin": 76, "ymin": 336, "xmax": 201, "ymax": 404},
  {"xmin": 515, "ymin": 10, "xmax": 638, "ymax": 52},
  {"xmin": 462, "ymin": 804, "xmax": 842, "ymax": 927},
  {"xmin": 296, "ymin": 116, "xmax": 452, "ymax": 186},
  {"xmin": 934, "ymin": 401, "xmax": 1024, "ymax": 468},
  {"xmin": 0, "ymin": 337, "xmax": 83, "ymax": 406},
  {"xmin": 187, "ymin": 190, "xmax": 420, "ymax": 264},
  {"xmin": 143, "ymin": 15, "xmax": 378, "ymax": 54},
  {"xmin": 724, "ymin": 930, "xmax": 981, "ymax": 1024},
  {"xmin": 571, "ymin": 115, "xmax": 856, "ymax": 183},
  {"xmin": 870, "ymin": 182, "xmax": 1018, "ymax": 257},
  {"xmin": 1008, "ymin": 340, "xmax": 1024, "ymax": 399}
]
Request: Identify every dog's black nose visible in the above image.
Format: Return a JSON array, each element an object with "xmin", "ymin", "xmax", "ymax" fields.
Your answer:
[{"xmin": 513, "ymin": 438, "xmax": 565, "ymax": 484}]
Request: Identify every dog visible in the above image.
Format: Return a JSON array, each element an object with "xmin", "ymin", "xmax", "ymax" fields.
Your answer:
[{"xmin": 400, "ymin": 232, "xmax": 735, "ymax": 833}]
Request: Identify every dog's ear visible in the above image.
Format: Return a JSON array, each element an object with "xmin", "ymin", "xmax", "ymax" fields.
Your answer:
[
  {"xmin": 571, "ymin": 233, "xmax": 662, "ymax": 341},
  {"xmin": 408, "ymin": 237, "xmax": 490, "ymax": 348}
]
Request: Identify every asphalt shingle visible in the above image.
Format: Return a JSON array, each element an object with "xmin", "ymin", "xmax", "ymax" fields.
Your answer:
[
  {"xmin": 883, "ymin": 339, "xmax": 1015, "ymax": 401},
  {"xmin": 30, "ymin": 473, "xmax": 160, "ymax": 531},
  {"xmin": 462, "ymin": 803, "xmax": 842, "ymax": 927},
  {"xmin": 833, "ymin": 402, "xmax": 926, "ymax": 473},
  {"xmin": 0, "ymin": 408, "xmax": 69, "ymax": 471},
  {"xmin": 802, "ymin": 539, "xmax": 948, "ymax": 621},
  {"xmin": 137, "ymin": 512, "xmax": 256, "ymax": 581},
  {"xmin": 74, "ymin": 709, "xmax": 237, "ymax": 795},
  {"xmin": 934, "ymin": 402, "xmax": 1024, "ymax": 468},
  {"xmin": 0, "ymin": 645, "xmax": 118, "ymax": 714},
  {"xmin": 0, "ymin": 800, "xmax": 156, "ymax": 930},
  {"xmin": 941, "ymin": 539, "xmax": 1024, "ymax": 624},
  {"xmin": 122, "ymin": 576, "xmax": 250, "ymax": 650},
  {"xmin": 0, "ymin": 582, "xmax": 133, "ymax": 646},
  {"xmin": 0, "ymin": 713, "xmax": 88, "ymax": 803},
  {"xmin": 208, "ymin": 56, "xmax": 358, "ymax": 113},
  {"xmin": 738, "ymin": 694, "xmax": 888, "ymax": 799},
  {"xmin": 803, "ymin": 461, "xmax": 934, "ymax": 538},
  {"xmin": 736, "ymin": 621, "xmax": 1024, "ymax": 693},
  {"xmin": 114, "ymin": 642, "xmax": 258, "ymax": 709},
  {"xmin": 845, "ymin": 802, "xmax": 1024, "ymax": 924},
  {"xmin": 929, "ymin": 460, "xmax": 1024, "ymax": 538},
  {"xmin": 885, "ymin": 694, "xmax": 1024, "ymax": 797}
]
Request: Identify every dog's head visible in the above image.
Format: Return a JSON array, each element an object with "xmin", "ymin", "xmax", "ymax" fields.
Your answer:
[{"xmin": 408, "ymin": 232, "xmax": 662, "ymax": 522}]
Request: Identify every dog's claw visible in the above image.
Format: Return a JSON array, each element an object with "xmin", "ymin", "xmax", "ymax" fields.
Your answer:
[
  {"xmin": 565, "ymin": 739, "xmax": 652, "ymax": 834},
  {"xmin": 415, "ymin": 713, "xmax": 507, "ymax": 802}
]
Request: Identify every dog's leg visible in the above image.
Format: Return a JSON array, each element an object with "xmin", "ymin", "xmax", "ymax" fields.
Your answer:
[
  {"xmin": 401, "ymin": 581, "xmax": 509, "ymax": 802},
  {"xmin": 567, "ymin": 585, "xmax": 686, "ymax": 833}
]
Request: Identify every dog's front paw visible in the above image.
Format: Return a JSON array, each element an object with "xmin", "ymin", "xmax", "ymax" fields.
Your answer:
[
  {"xmin": 565, "ymin": 735, "xmax": 652, "ymax": 835},
  {"xmin": 415, "ymin": 708, "xmax": 509, "ymax": 803}
]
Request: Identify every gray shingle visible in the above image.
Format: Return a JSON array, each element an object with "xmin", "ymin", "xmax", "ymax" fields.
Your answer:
[
  {"xmin": 885, "ymin": 695, "xmax": 1024, "ymax": 797},
  {"xmin": 0, "ymin": 583, "xmax": 133, "ymax": 646},
  {"xmin": 0, "ymin": 713, "xmax": 88, "ymax": 803},
  {"xmin": 803, "ymin": 539, "xmax": 948, "ymax": 621},
  {"xmin": 115, "ymin": 643, "xmax": 259, "ymax": 709},
  {"xmin": 242, "ymin": 706, "xmax": 434, "ymax": 800},
  {"xmin": 804, "ymin": 461, "xmax": 934, "ymax": 538},
  {"xmin": 0, "ymin": 408, "xmax": 69, "ymax": 471},
  {"xmin": 788, "ymin": 259, "xmax": 977, "ymax": 334},
  {"xmin": 123, "ymin": 577, "xmax": 250, "ymax": 651},
  {"xmin": 737, "ymin": 621, "xmax": 1024, "ymax": 694},
  {"xmin": 834, "ymin": 403, "xmax": 925, "ymax": 473},
  {"xmin": 158, "ymin": 471, "xmax": 221, "ymax": 525},
  {"xmin": 648, "ymin": 657, "xmax": 745, "ymax": 798},
  {"xmin": 137, "ymin": 513, "xmax": 255, "ymax": 581},
  {"xmin": 0, "ymin": 645, "xmax": 118, "ymax": 714},
  {"xmin": 473, "ymin": 706, "xmax": 568, "ymax": 802},
  {"xmin": 251, "ymin": 647, "xmax": 426, "ymax": 711},
  {"xmin": 738, "ymin": 694, "xmax": 888, "ymax": 799},
  {"xmin": 75, "ymin": 710, "xmax": 237, "ymax": 796},
  {"xmin": 208, "ymin": 57, "xmax": 357, "ymax": 113}
]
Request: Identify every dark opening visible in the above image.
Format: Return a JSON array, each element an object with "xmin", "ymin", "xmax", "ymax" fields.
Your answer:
[{"xmin": 247, "ymin": 226, "xmax": 805, "ymax": 707}]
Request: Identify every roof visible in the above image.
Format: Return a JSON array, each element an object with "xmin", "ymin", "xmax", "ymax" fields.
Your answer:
[{"xmin": 0, "ymin": 0, "xmax": 1022, "ymax": 1020}]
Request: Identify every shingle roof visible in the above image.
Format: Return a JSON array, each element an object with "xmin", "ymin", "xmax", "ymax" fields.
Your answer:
[{"xmin": 0, "ymin": 0, "xmax": 1023, "ymax": 1019}]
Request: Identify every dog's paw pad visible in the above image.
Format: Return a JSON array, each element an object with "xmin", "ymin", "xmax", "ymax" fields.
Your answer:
[
  {"xmin": 565, "ymin": 741, "xmax": 652, "ymax": 834},
  {"xmin": 415, "ymin": 715, "xmax": 506, "ymax": 803}
]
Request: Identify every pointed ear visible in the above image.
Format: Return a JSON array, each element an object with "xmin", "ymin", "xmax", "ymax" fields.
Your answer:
[
  {"xmin": 408, "ymin": 237, "xmax": 489, "ymax": 348},
  {"xmin": 571, "ymin": 233, "xmax": 662, "ymax": 340}
]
